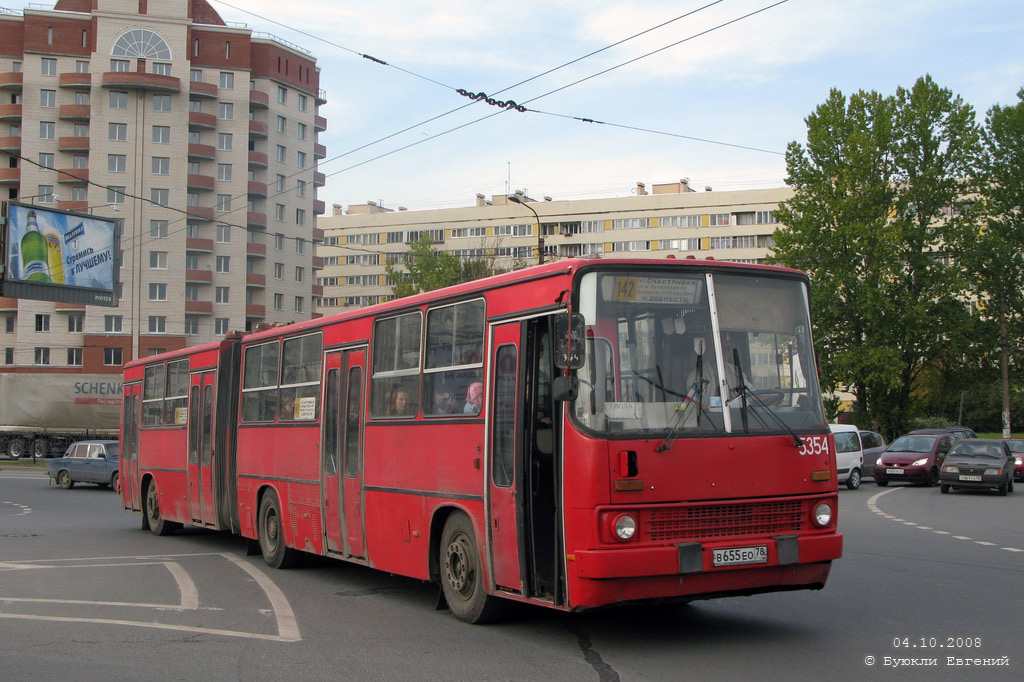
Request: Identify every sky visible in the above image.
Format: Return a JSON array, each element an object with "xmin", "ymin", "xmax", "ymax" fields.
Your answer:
[{"xmin": 12, "ymin": 0, "xmax": 1024, "ymax": 211}]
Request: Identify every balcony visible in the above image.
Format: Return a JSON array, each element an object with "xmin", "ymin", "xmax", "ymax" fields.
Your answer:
[
  {"xmin": 0, "ymin": 136, "xmax": 21, "ymax": 152},
  {"xmin": 186, "ymin": 237, "xmax": 214, "ymax": 253},
  {"xmin": 55, "ymin": 302, "xmax": 86, "ymax": 313},
  {"xmin": 314, "ymin": 115, "xmax": 327, "ymax": 132},
  {"xmin": 57, "ymin": 168, "xmax": 89, "ymax": 183},
  {"xmin": 312, "ymin": 228, "xmax": 325, "ymax": 240},
  {"xmin": 312, "ymin": 284, "xmax": 324, "ymax": 296},
  {"xmin": 188, "ymin": 81, "xmax": 217, "ymax": 99},
  {"xmin": 312, "ymin": 256, "xmax": 325, "ymax": 269},
  {"xmin": 313, "ymin": 143, "xmax": 326, "ymax": 159},
  {"xmin": 249, "ymin": 90, "xmax": 269, "ymax": 109},
  {"xmin": 246, "ymin": 241, "xmax": 267, "ymax": 257},
  {"xmin": 0, "ymin": 103, "xmax": 22, "ymax": 121},
  {"xmin": 58, "ymin": 104, "xmax": 90, "ymax": 121},
  {"xmin": 313, "ymin": 171, "xmax": 326, "ymax": 187},
  {"xmin": 246, "ymin": 273, "xmax": 266, "ymax": 287},
  {"xmin": 0, "ymin": 72, "xmax": 23, "ymax": 90},
  {"xmin": 188, "ymin": 111, "xmax": 217, "ymax": 130},
  {"xmin": 246, "ymin": 304, "xmax": 266, "ymax": 318},
  {"xmin": 57, "ymin": 200, "xmax": 87, "ymax": 212},
  {"xmin": 101, "ymin": 71, "xmax": 180, "ymax": 93},
  {"xmin": 316, "ymin": 89, "xmax": 327, "ymax": 105},
  {"xmin": 0, "ymin": 296, "xmax": 21, "ymax": 310},
  {"xmin": 0, "ymin": 167, "xmax": 21, "ymax": 184},
  {"xmin": 185, "ymin": 269, "xmax": 213, "ymax": 283},
  {"xmin": 188, "ymin": 143, "xmax": 216, "ymax": 160},
  {"xmin": 248, "ymin": 120, "xmax": 268, "ymax": 138},
  {"xmin": 186, "ymin": 205, "xmax": 215, "ymax": 221},
  {"xmin": 58, "ymin": 136, "xmax": 90, "ymax": 151},
  {"xmin": 187, "ymin": 174, "xmax": 215, "ymax": 191},
  {"xmin": 247, "ymin": 212, "xmax": 267, "ymax": 228},
  {"xmin": 58, "ymin": 73, "xmax": 91, "ymax": 89},
  {"xmin": 247, "ymin": 181, "xmax": 267, "ymax": 198},
  {"xmin": 248, "ymin": 151, "xmax": 268, "ymax": 168},
  {"xmin": 185, "ymin": 300, "xmax": 213, "ymax": 314},
  {"xmin": 313, "ymin": 200, "xmax": 326, "ymax": 215}
]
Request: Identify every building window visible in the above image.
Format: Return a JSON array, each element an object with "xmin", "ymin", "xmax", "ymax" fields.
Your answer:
[
  {"xmin": 112, "ymin": 29, "xmax": 171, "ymax": 59},
  {"xmin": 296, "ymin": 122, "xmax": 307, "ymax": 140},
  {"xmin": 185, "ymin": 284, "xmax": 199, "ymax": 301},
  {"xmin": 71, "ymin": 154, "xmax": 88, "ymax": 169},
  {"xmin": 276, "ymin": 115, "xmax": 286, "ymax": 133},
  {"xmin": 217, "ymin": 163, "xmax": 232, "ymax": 181},
  {"xmin": 67, "ymin": 314, "xmax": 83, "ymax": 332},
  {"xmin": 153, "ymin": 94, "xmax": 171, "ymax": 111},
  {"xmin": 108, "ymin": 154, "xmax": 126, "ymax": 172},
  {"xmin": 4, "ymin": 347, "xmax": 12, "ymax": 364},
  {"xmin": 276, "ymin": 145, "xmax": 286, "ymax": 162},
  {"xmin": 216, "ymin": 286, "xmax": 230, "ymax": 303},
  {"xmin": 215, "ymin": 318, "xmax": 229, "ymax": 335},
  {"xmin": 298, "ymin": 94, "xmax": 307, "ymax": 111},
  {"xmin": 104, "ymin": 347, "xmax": 123, "ymax": 365},
  {"xmin": 296, "ymin": 180, "xmax": 306, "ymax": 197},
  {"xmin": 296, "ymin": 151, "xmax": 306, "ymax": 168},
  {"xmin": 274, "ymin": 204, "xmax": 285, "ymax": 221},
  {"xmin": 219, "ymin": 72, "xmax": 234, "ymax": 89},
  {"xmin": 185, "ymin": 253, "xmax": 199, "ymax": 269},
  {"xmin": 67, "ymin": 348, "xmax": 83, "ymax": 366},
  {"xmin": 216, "ymin": 224, "xmax": 231, "ymax": 242},
  {"xmin": 295, "ymin": 208, "xmax": 306, "ymax": 226},
  {"xmin": 294, "ymin": 238, "xmax": 304, "ymax": 255},
  {"xmin": 709, "ymin": 213, "xmax": 731, "ymax": 226},
  {"xmin": 218, "ymin": 133, "xmax": 233, "ymax": 150},
  {"xmin": 110, "ymin": 59, "xmax": 130, "ymax": 72},
  {"xmin": 219, "ymin": 101, "xmax": 233, "ymax": 120},
  {"xmin": 152, "ymin": 157, "xmax": 170, "ymax": 175},
  {"xmin": 274, "ymin": 293, "xmax": 283, "ymax": 310},
  {"xmin": 109, "ymin": 123, "xmax": 127, "ymax": 141},
  {"xmin": 108, "ymin": 186, "xmax": 126, "ymax": 204},
  {"xmin": 152, "ymin": 125, "xmax": 170, "ymax": 144},
  {"xmin": 105, "ymin": 315, "xmax": 123, "ymax": 332},
  {"xmin": 149, "ymin": 283, "xmax": 167, "ymax": 301},
  {"xmin": 35, "ymin": 347, "xmax": 51, "ymax": 365},
  {"xmin": 76, "ymin": 60, "xmax": 89, "ymax": 74},
  {"xmin": 188, "ymin": 130, "xmax": 200, "ymax": 144},
  {"xmin": 41, "ymin": 58, "xmax": 57, "ymax": 76},
  {"xmin": 152, "ymin": 62, "xmax": 172, "ymax": 76},
  {"xmin": 216, "ymin": 255, "xmax": 230, "ymax": 272},
  {"xmin": 38, "ymin": 153, "xmax": 54, "ymax": 170},
  {"xmin": 274, "ymin": 233, "xmax": 284, "ymax": 250},
  {"xmin": 185, "ymin": 316, "xmax": 199, "ymax": 335},
  {"xmin": 294, "ymin": 297, "xmax": 303, "ymax": 313},
  {"xmin": 216, "ymin": 194, "xmax": 232, "ymax": 211},
  {"xmin": 151, "ymin": 188, "xmax": 169, "ymax": 206},
  {"xmin": 109, "ymin": 90, "xmax": 128, "ymax": 109},
  {"xmin": 73, "ymin": 123, "xmax": 87, "ymax": 136},
  {"xmin": 277, "ymin": 85, "xmax": 287, "ymax": 103},
  {"xmin": 40, "ymin": 121, "xmax": 55, "ymax": 139},
  {"xmin": 149, "ymin": 251, "xmax": 167, "ymax": 269},
  {"xmin": 74, "ymin": 91, "xmax": 89, "ymax": 105},
  {"xmin": 40, "ymin": 89, "xmax": 56, "ymax": 108},
  {"xmin": 148, "ymin": 316, "xmax": 166, "ymax": 333},
  {"xmin": 274, "ymin": 262, "xmax": 284, "ymax": 279},
  {"xmin": 71, "ymin": 186, "xmax": 87, "ymax": 201},
  {"xmin": 190, "ymin": 68, "xmax": 203, "ymax": 82},
  {"xmin": 295, "ymin": 266, "xmax": 304, "ymax": 283},
  {"xmin": 35, "ymin": 314, "xmax": 50, "ymax": 332},
  {"xmin": 150, "ymin": 220, "xmax": 168, "ymax": 238}
]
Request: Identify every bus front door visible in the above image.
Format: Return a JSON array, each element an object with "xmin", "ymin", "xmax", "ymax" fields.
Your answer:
[
  {"xmin": 186, "ymin": 370, "xmax": 216, "ymax": 525},
  {"xmin": 488, "ymin": 323, "xmax": 524, "ymax": 593}
]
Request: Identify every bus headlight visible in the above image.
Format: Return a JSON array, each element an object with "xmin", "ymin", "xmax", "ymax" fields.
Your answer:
[
  {"xmin": 613, "ymin": 514, "xmax": 637, "ymax": 541},
  {"xmin": 812, "ymin": 501, "xmax": 833, "ymax": 528}
]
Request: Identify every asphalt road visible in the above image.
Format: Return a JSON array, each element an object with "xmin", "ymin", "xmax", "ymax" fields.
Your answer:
[{"xmin": 2, "ymin": 470, "xmax": 1021, "ymax": 681}]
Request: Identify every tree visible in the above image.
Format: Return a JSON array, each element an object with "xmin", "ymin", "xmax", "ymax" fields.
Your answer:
[
  {"xmin": 770, "ymin": 76, "xmax": 982, "ymax": 439},
  {"xmin": 965, "ymin": 87, "xmax": 1024, "ymax": 436},
  {"xmin": 384, "ymin": 234, "xmax": 513, "ymax": 299}
]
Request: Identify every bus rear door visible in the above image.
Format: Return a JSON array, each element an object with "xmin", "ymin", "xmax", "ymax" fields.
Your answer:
[{"xmin": 322, "ymin": 347, "xmax": 367, "ymax": 558}]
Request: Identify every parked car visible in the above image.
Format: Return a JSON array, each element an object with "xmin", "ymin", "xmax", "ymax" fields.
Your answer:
[
  {"xmin": 830, "ymin": 424, "xmax": 864, "ymax": 489},
  {"xmin": 45, "ymin": 440, "xmax": 120, "ymax": 491},
  {"xmin": 939, "ymin": 439, "xmax": 1015, "ymax": 496},
  {"xmin": 1004, "ymin": 438, "xmax": 1024, "ymax": 482},
  {"xmin": 874, "ymin": 433, "xmax": 955, "ymax": 487},
  {"xmin": 858, "ymin": 430, "xmax": 887, "ymax": 475},
  {"xmin": 908, "ymin": 427, "xmax": 977, "ymax": 440}
]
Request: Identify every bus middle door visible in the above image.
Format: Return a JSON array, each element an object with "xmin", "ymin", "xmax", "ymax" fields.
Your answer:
[{"xmin": 186, "ymin": 370, "xmax": 216, "ymax": 525}]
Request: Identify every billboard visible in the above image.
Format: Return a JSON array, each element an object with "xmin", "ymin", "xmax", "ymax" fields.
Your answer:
[{"xmin": 1, "ymin": 202, "xmax": 120, "ymax": 307}]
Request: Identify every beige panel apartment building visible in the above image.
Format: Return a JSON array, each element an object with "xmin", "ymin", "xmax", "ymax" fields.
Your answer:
[
  {"xmin": 0, "ymin": 0, "xmax": 326, "ymax": 375},
  {"xmin": 314, "ymin": 180, "xmax": 792, "ymax": 314}
]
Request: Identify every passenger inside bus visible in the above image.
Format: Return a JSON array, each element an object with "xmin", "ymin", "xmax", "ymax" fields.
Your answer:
[
  {"xmin": 387, "ymin": 388, "xmax": 415, "ymax": 417},
  {"xmin": 463, "ymin": 382, "xmax": 483, "ymax": 415}
]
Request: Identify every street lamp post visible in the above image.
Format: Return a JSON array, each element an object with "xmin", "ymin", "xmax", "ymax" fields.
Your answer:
[{"xmin": 507, "ymin": 194, "xmax": 544, "ymax": 265}]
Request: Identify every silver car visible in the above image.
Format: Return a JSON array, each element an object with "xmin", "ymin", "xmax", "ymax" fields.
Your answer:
[{"xmin": 859, "ymin": 431, "xmax": 887, "ymax": 477}]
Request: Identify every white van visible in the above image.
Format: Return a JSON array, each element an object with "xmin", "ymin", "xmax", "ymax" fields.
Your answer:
[{"xmin": 829, "ymin": 424, "xmax": 864, "ymax": 490}]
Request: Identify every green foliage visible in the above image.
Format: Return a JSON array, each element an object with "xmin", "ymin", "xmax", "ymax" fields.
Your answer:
[
  {"xmin": 770, "ymin": 75, "xmax": 983, "ymax": 439},
  {"xmin": 385, "ymin": 234, "xmax": 509, "ymax": 299}
]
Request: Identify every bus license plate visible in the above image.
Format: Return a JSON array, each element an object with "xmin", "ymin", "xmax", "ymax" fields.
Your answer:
[
  {"xmin": 886, "ymin": 468, "xmax": 905, "ymax": 475},
  {"xmin": 959, "ymin": 475, "xmax": 982, "ymax": 482},
  {"xmin": 712, "ymin": 545, "xmax": 768, "ymax": 567}
]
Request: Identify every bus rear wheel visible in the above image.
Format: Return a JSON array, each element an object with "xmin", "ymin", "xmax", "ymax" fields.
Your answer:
[
  {"xmin": 145, "ymin": 480, "xmax": 181, "ymax": 536},
  {"xmin": 440, "ymin": 511, "xmax": 502, "ymax": 624},
  {"xmin": 258, "ymin": 490, "xmax": 301, "ymax": 569}
]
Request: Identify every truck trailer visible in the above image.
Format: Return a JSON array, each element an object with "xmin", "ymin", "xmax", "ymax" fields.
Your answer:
[{"xmin": 0, "ymin": 374, "xmax": 120, "ymax": 459}]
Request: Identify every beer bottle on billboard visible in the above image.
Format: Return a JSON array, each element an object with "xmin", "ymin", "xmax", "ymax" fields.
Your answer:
[
  {"xmin": 19, "ymin": 210, "xmax": 51, "ymax": 283},
  {"xmin": 41, "ymin": 221, "xmax": 64, "ymax": 284}
]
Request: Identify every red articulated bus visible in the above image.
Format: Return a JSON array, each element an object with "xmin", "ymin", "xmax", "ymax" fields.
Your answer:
[{"xmin": 121, "ymin": 258, "xmax": 842, "ymax": 622}]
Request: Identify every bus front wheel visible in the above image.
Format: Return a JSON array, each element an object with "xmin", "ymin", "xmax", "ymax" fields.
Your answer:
[
  {"xmin": 440, "ymin": 511, "xmax": 502, "ymax": 624},
  {"xmin": 258, "ymin": 490, "xmax": 301, "ymax": 569}
]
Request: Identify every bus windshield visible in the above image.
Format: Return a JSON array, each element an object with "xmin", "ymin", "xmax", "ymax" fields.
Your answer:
[{"xmin": 572, "ymin": 269, "xmax": 826, "ymax": 437}]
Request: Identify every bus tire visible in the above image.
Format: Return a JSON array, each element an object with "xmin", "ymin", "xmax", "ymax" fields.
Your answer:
[
  {"xmin": 145, "ymin": 479, "xmax": 181, "ymax": 536},
  {"xmin": 258, "ymin": 490, "xmax": 301, "ymax": 569},
  {"xmin": 439, "ymin": 511, "xmax": 502, "ymax": 624}
]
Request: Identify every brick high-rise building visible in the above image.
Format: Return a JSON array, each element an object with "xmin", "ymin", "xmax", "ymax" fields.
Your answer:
[{"xmin": 0, "ymin": 0, "xmax": 326, "ymax": 374}]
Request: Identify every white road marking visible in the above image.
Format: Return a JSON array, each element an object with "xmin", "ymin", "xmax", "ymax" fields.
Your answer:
[
  {"xmin": 0, "ymin": 613, "xmax": 294, "ymax": 642},
  {"xmin": 867, "ymin": 488, "xmax": 1021, "ymax": 554},
  {"xmin": 222, "ymin": 553, "xmax": 300, "ymax": 642}
]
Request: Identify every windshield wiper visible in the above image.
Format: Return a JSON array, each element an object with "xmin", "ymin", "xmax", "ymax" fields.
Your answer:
[
  {"xmin": 657, "ymin": 355, "xmax": 711, "ymax": 452},
  {"xmin": 730, "ymin": 349, "xmax": 803, "ymax": 448}
]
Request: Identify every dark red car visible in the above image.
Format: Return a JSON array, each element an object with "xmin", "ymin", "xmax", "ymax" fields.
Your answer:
[
  {"xmin": 1005, "ymin": 439, "xmax": 1024, "ymax": 482},
  {"xmin": 874, "ymin": 433, "xmax": 956, "ymax": 486}
]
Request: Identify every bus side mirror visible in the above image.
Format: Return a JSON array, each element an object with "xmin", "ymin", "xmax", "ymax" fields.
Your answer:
[
  {"xmin": 552, "ymin": 375, "xmax": 579, "ymax": 402},
  {"xmin": 554, "ymin": 312, "xmax": 586, "ymax": 370}
]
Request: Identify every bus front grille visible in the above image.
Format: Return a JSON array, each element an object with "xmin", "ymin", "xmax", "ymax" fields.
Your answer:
[{"xmin": 642, "ymin": 500, "xmax": 805, "ymax": 542}]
